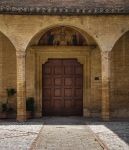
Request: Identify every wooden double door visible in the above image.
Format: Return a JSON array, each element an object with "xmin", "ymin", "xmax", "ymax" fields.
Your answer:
[{"xmin": 42, "ymin": 59, "xmax": 83, "ymax": 116}]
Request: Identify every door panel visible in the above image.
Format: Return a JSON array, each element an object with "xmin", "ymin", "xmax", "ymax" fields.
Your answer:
[{"xmin": 42, "ymin": 59, "xmax": 83, "ymax": 116}]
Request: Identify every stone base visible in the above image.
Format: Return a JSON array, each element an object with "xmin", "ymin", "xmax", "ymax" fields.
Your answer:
[
  {"xmin": 17, "ymin": 115, "xmax": 27, "ymax": 122},
  {"xmin": 83, "ymin": 108, "xmax": 91, "ymax": 117},
  {"xmin": 102, "ymin": 112, "xmax": 110, "ymax": 121},
  {"xmin": 35, "ymin": 112, "xmax": 42, "ymax": 118}
]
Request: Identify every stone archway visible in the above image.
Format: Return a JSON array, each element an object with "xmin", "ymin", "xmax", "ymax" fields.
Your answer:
[
  {"xmin": 26, "ymin": 25, "xmax": 102, "ymax": 119},
  {"xmin": 110, "ymin": 31, "xmax": 129, "ymax": 119}
]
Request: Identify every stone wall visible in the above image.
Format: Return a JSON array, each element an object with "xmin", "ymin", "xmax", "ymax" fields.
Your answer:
[{"xmin": 0, "ymin": 14, "xmax": 129, "ymax": 120}]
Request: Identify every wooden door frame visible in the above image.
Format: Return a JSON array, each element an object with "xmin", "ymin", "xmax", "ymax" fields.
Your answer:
[{"xmin": 30, "ymin": 46, "xmax": 94, "ymax": 117}]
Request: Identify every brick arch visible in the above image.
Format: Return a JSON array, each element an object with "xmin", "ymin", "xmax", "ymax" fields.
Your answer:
[
  {"xmin": 25, "ymin": 24, "xmax": 102, "ymax": 119},
  {"xmin": 25, "ymin": 24, "xmax": 102, "ymax": 51}
]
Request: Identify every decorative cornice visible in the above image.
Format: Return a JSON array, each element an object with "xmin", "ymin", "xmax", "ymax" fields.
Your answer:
[{"xmin": 0, "ymin": 6, "xmax": 128, "ymax": 15}]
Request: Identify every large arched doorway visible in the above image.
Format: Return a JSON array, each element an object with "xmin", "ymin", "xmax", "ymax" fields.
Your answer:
[
  {"xmin": 110, "ymin": 31, "xmax": 129, "ymax": 119},
  {"xmin": 26, "ymin": 26, "xmax": 101, "ymax": 118}
]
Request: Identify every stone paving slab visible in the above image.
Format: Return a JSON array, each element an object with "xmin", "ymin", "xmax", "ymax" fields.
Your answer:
[
  {"xmin": 88, "ymin": 121, "xmax": 129, "ymax": 150},
  {"xmin": 31, "ymin": 117, "xmax": 103, "ymax": 150}
]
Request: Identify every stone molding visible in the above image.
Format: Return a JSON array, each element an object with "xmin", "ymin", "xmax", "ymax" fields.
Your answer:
[{"xmin": 0, "ymin": 6, "xmax": 128, "ymax": 15}]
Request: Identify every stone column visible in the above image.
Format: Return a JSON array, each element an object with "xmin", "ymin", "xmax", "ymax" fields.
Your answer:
[
  {"xmin": 101, "ymin": 51, "xmax": 111, "ymax": 121},
  {"xmin": 0, "ymin": 42, "xmax": 3, "ymax": 97},
  {"xmin": 16, "ymin": 50, "xmax": 26, "ymax": 122}
]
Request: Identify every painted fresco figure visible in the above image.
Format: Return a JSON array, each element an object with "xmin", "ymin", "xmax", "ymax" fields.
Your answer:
[
  {"xmin": 48, "ymin": 32, "xmax": 54, "ymax": 45},
  {"xmin": 72, "ymin": 34, "xmax": 78, "ymax": 46}
]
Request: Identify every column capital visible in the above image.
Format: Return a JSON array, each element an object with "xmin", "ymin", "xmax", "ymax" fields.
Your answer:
[
  {"xmin": 101, "ymin": 51, "xmax": 111, "ymax": 69},
  {"xmin": 16, "ymin": 51, "xmax": 26, "ymax": 58},
  {"xmin": 101, "ymin": 50, "xmax": 111, "ymax": 58},
  {"xmin": 101, "ymin": 50, "xmax": 111, "ymax": 53}
]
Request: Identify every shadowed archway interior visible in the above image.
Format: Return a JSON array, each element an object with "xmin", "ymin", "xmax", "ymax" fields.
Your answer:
[
  {"xmin": 110, "ymin": 31, "xmax": 129, "ymax": 119},
  {"xmin": 0, "ymin": 32, "xmax": 17, "ymax": 119}
]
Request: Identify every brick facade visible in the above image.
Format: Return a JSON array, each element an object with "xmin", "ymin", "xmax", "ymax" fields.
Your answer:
[{"xmin": 0, "ymin": 15, "xmax": 129, "ymax": 121}]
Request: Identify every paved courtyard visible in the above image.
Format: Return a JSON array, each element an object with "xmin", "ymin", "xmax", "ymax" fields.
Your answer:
[{"xmin": 0, "ymin": 117, "xmax": 128, "ymax": 150}]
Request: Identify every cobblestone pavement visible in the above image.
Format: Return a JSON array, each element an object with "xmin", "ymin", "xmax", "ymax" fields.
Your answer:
[
  {"xmin": 88, "ymin": 121, "xmax": 129, "ymax": 150},
  {"xmin": 31, "ymin": 117, "xmax": 103, "ymax": 150},
  {"xmin": 0, "ymin": 119, "xmax": 43, "ymax": 150}
]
